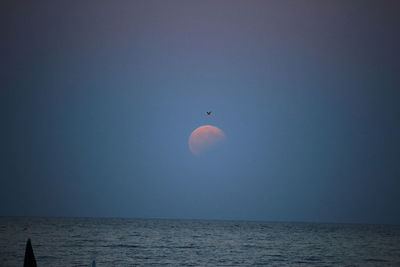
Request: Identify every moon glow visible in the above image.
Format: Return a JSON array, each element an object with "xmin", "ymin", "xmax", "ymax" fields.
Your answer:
[{"xmin": 188, "ymin": 125, "xmax": 225, "ymax": 155}]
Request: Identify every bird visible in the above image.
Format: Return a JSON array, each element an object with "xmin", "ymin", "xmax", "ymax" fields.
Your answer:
[{"xmin": 206, "ymin": 111, "xmax": 212, "ymax": 115}]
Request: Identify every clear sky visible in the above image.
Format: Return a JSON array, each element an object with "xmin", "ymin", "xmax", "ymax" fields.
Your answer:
[{"xmin": 1, "ymin": 1, "xmax": 399, "ymax": 224}]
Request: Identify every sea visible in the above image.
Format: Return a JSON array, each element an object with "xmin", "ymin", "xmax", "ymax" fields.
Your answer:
[{"xmin": 1, "ymin": 217, "xmax": 400, "ymax": 266}]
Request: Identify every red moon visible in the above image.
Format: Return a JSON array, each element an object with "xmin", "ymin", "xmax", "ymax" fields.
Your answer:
[{"xmin": 188, "ymin": 125, "xmax": 225, "ymax": 155}]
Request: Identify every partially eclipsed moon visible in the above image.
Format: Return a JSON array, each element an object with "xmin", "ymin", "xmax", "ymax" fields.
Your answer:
[{"xmin": 188, "ymin": 125, "xmax": 225, "ymax": 155}]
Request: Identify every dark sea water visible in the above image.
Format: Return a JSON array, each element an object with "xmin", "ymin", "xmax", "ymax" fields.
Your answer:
[{"xmin": 1, "ymin": 217, "xmax": 400, "ymax": 266}]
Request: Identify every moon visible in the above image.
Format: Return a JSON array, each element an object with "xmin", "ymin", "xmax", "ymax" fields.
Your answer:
[{"xmin": 188, "ymin": 125, "xmax": 226, "ymax": 155}]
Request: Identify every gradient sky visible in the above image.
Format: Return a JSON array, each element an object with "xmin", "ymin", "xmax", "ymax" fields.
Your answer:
[{"xmin": 1, "ymin": 1, "xmax": 399, "ymax": 224}]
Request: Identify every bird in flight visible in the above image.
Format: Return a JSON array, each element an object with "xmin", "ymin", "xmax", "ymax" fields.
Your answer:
[{"xmin": 206, "ymin": 111, "xmax": 212, "ymax": 115}]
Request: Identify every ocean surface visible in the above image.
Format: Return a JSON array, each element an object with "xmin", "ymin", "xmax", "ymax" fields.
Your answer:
[{"xmin": 1, "ymin": 217, "xmax": 400, "ymax": 266}]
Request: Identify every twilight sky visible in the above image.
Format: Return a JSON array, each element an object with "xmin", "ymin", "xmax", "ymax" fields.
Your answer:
[{"xmin": 1, "ymin": 1, "xmax": 399, "ymax": 224}]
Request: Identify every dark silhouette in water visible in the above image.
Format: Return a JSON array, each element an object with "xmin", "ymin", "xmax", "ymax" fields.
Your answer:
[
  {"xmin": 206, "ymin": 111, "xmax": 212, "ymax": 115},
  {"xmin": 24, "ymin": 239, "xmax": 37, "ymax": 267}
]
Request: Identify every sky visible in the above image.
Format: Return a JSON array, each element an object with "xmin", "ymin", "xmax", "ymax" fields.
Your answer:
[{"xmin": 1, "ymin": 0, "xmax": 399, "ymax": 225}]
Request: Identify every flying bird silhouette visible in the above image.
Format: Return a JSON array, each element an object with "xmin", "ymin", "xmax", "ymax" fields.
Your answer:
[{"xmin": 206, "ymin": 111, "xmax": 212, "ymax": 115}]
